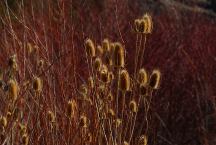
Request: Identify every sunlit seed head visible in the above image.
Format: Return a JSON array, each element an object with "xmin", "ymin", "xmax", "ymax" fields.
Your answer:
[
  {"xmin": 113, "ymin": 42, "xmax": 125, "ymax": 68},
  {"xmin": 8, "ymin": 79, "xmax": 18, "ymax": 102},
  {"xmin": 80, "ymin": 115, "xmax": 88, "ymax": 128},
  {"xmin": 134, "ymin": 19, "xmax": 141, "ymax": 33},
  {"xmin": 149, "ymin": 69, "xmax": 161, "ymax": 90},
  {"xmin": 138, "ymin": 134, "xmax": 148, "ymax": 145},
  {"xmin": 129, "ymin": 100, "xmax": 138, "ymax": 113},
  {"xmin": 102, "ymin": 38, "xmax": 110, "ymax": 53},
  {"xmin": 85, "ymin": 38, "xmax": 96, "ymax": 57},
  {"xmin": 142, "ymin": 13, "xmax": 153, "ymax": 34},
  {"xmin": 79, "ymin": 84, "xmax": 88, "ymax": 96},
  {"xmin": 67, "ymin": 100, "xmax": 77, "ymax": 119},
  {"xmin": 47, "ymin": 111, "xmax": 55, "ymax": 123},
  {"xmin": 18, "ymin": 123, "xmax": 27, "ymax": 135},
  {"xmin": 85, "ymin": 132, "xmax": 93, "ymax": 143},
  {"xmin": 114, "ymin": 118, "xmax": 122, "ymax": 128},
  {"xmin": 0, "ymin": 116, "xmax": 7, "ymax": 128},
  {"xmin": 8, "ymin": 54, "xmax": 17, "ymax": 69},
  {"xmin": 94, "ymin": 57, "xmax": 102, "ymax": 71},
  {"xmin": 22, "ymin": 134, "xmax": 29, "ymax": 145},
  {"xmin": 96, "ymin": 45, "xmax": 104, "ymax": 56},
  {"xmin": 107, "ymin": 109, "xmax": 115, "ymax": 119},
  {"xmin": 119, "ymin": 70, "xmax": 130, "ymax": 92},
  {"xmin": 138, "ymin": 68, "xmax": 148, "ymax": 85},
  {"xmin": 100, "ymin": 70, "xmax": 109, "ymax": 83},
  {"xmin": 123, "ymin": 141, "xmax": 129, "ymax": 145}
]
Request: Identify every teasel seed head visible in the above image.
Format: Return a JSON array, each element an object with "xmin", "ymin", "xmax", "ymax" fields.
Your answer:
[
  {"xmin": 18, "ymin": 123, "xmax": 27, "ymax": 135},
  {"xmin": 143, "ymin": 13, "xmax": 153, "ymax": 34},
  {"xmin": 119, "ymin": 70, "xmax": 130, "ymax": 92},
  {"xmin": 138, "ymin": 68, "xmax": 148, "ymax": 85},
  {"xmin": 134, "ymin": 19, "xmax": 141, "ymax": 33},
  {"xmin": 108, "ymin": 71, "xmax": 114, "ymax": 81},
  {"xmin": 32, "ymin": 77, "xmax": 42, "ymax": 92},
  {"xmin": 79, "ymin": 84, "xmax": 88, "ymax": 97},
  {"xmin": 8, "ymin": 79, "xmax": 18, "ymax": 102},
  {"xmin": 114, "ymin": 118, "xmax": 122, "ymax": 128},
  {"xmin": 113, "ymin": 42, "xmax": 125, "ymax": 68},
  {"xmin": 107, "ymin": 109, "xmax": 115, "ymax": 119},
  {"xmin": 85, "ymin": 38, "xmax": 96, "ymax": 57},
  {"xmin": 123, "ymin": 141, "xmax": 129, "ymax": 145},
  {"xmin": 102, "ymin": 38, "xmax": 110, "ymax": 53},
  {"xmin": 47, "ymin": 111, "xmax": 55, "ymax": 123},
  {"xmin": 67, "ymin": 100, "xmax": 77, "ymax": 119},
  {"xmin": 149, "ymin": 69, "xmax": 161, "ymax": 90},
  {"xmin": 85, "ymin": 132, "xmax": 93, "ymax": 143},
  {"xmin": 96, "ymin": 45, "xmax": 104, "ymax": 56},
  {"xmin": 94, "ymin": 57, "xmax": 102, "ymax": 71},
  {"xmin": 0, "ymin": 116, "xmax": 7, "ymax": 128},
  {"xmin": 129, "ymin": 100, "xmax": 138, "ymax": 113},
  {"xmin": 100, "ymin": 69, "xmax": 109, "ymax": 83},
  {"xmin": 80, "ymin": 115, "xmax": 88, "ymax": 128},
  {"xmin": 138, "ymin": 134, "xmax": 148, "ymax": 145},
  {"xmin": 8, "ymin": 54, "xmax": 18, "ymax": 70},
  {"xmin": 22, "ymin": 133, "xmax": 29, "ymax": 145}
]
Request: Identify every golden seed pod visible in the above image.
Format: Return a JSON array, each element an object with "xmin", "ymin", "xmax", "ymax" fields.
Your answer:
[
  {"xmin": 32, "ymin": 77, "xmax": 42, "ymax": 92},
  {"xmin": 22, "ymin": 134, "xmax": 29, "ymax": 145},
  {"xmin": 94, "ymin": 57, "xmax": 102, "ymax": 71},
  {"xmin": 18, "ymin": 123, "xmax": 27, "ymax": 135},
  {"xmin": 0, "ymin": 116, "xmax": 7, "ymax": 128},
  {"xmin": 85, "ymin": 38, "xmax": 96, "ymax": 57},
  {"xmin": 96, "ymin": 45, "xmax": 104, "ymax": 56},
  {"xmin": 113, "ymin": 42, "xmax": 125, "ymax": 68},
  {"xmin": 107, "ymin": 109, "xmax": 115, "ymax": 119},
  {"xmin": 47, "ymin": 111, "xmax": 55, "ymax": 123},
  {"xmin": 119, "ymin": 70, "xmax": 130, "ymax": 92},
  {"xmin": 138, "ymin": 135, "xmax": 148, "ymax": 145},
  {"xmin": 129, "ymin": 100, "xmax": 138, "ymax": 113},
  {"xmin": 139, "ymin": 84, "xmax": 148, "ymax": 96},
  {"xmin": 134, "ymin": 19, "xmax": 141, "ymax": 33},
  {"xmin": 149, "ymin": 69, "xmax": 161, "ymax": 90},
  {"xmin": 80, "ymin": 115, "xmax": 88, "ymax": 128},
  {"xmin": 67, "ymin": 100, "xmax": 77, "ymax": 119},
  {"xmin": 143, "ymin": 13, "xmax": 153, "ymax": 34},
  {"xmin": 8, "ymin": 79, "xmax": 18, "ymax": 102},
  {"xmin": 102, "ymin": 39, "xmax": 110, "ymax": 52},
  {"xmin": 85, "ymin": 132, "xmax": 93, "ymax": 143},
  {"xmin": 87, "ymin": 77, "xmax": 94, "ymax": 89},
  {"xmin": 138, "ymin": 68, "xmax": 148, "ymax": 85},
  {"xmin": 123, "ymin": 141, "xmax": 129, "ymax": 145}
]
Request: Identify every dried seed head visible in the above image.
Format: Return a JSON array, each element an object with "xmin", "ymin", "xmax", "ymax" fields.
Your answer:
[
  {"xmin": 139, "ymin": 19, "xmax": 145, "ymax": 33},
  {"xmin": 139, "ymin": 84, "xmax": 148, "ymax": 96},
  {"xmin": 0, "ymin": 116, "xmax": 7, "ymax": 128},
  {"xmin": 108, "ymin": 72, "xmax": 114, "ymax": 81},
  {"xmin": 87, "ymin": 77, "xmax": 94, "ymax": 89},
  {"xmin": 79, "ymin": 84, "xmax": 88, "ymax": 97},
  {"xmin": 129, "ymin": 100, "xmax": 138, "ymax": 113},
  {"xmin": 6, "ymin": 112, "xmax": 12, "ymax": 119},
  {"xmin": 47, "ymin": 111, "xmax": 55, "ymax": 123},
  {"xmin": 80, "ymin": 115, "xmax": 88, "ymax": 128},
  {"xmin": 123, "ymin": 141, "xmax": 129, "ymax": 145},
  {"xmin": 119, "ymin": 70, "xmax": 130, "ymax": 92},
  {"xmin": 149, "ymin": 69, "xmax": 161, "ymax": 90},
  {"xmin": 67, "ymin": 100, "xmax": 77, "ymax": 118},
  {"xmin": 134, "ymin": 19, "xmax": 141, "ymax": 32},
  {"xmin": 100, "ymin": 69, "xmax": 109, "ymax": 83},
  {"xmin": 8, "ymin": 55, "xmax": 17, "ymax": 70},
  {"xmin": 113, "ymin": 42, "xmax": 125, "ymax": 68},
  {"xmin": 138, "ymin": 68, "xmax": 148, "ymax": 85},
  {"xmin": 94, "ymin": 57, "xmax": 102, "ymax": 71},
  {"xmin": 32, "ymin": 77, "xmax": 42, "ymax": 92},
  {"xmin": 114, "ymin": 118, "xmax": 122, "ymax": 127},
  {"xmin": 85, "ymin": 132, "xmax": 93, "ymax": 143},
  {"xmin": 138, "ymin": 135, "xmax": 148, "ymax": 145},
  {"xmin": 18, "ymin": 123, "xmax": 27, "ymax": 135},
  {"xmin": 142, "ymin": 13, "xmax": 153, "ymax": 34},
  {"xmin": 107, "ymin": 92, "xmax": 114, "ymax": 102},
  {"xmin": 8, "ymin": 79, "xmax": 18, "ymax": 102},
  {"xmin": 85, "ymin": 38, "xmax": 96, "ymax": 57},
  {"xmin": 22, "ymin": 134, "xmax": 29, "ymax": 145},
  {"xmin": 102, "ymin": 39, "xmax": 110, "ymax": 52},
  {"xmin": 96, "ymin": 45, "xmax": 104, "ymax": 56},
  {"xmin": 107, "ymin": 109, "xmax": 115, "ymax": 119}
]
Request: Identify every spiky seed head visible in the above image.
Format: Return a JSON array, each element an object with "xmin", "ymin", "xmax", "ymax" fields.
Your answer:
[
  {"xmin": 47, "ymin": 111, "xmax": 55, "ymax": 123},
  {"xmin": 139, "ymin": 84, "xmax": 148, "ymax": 96},
  {"xmin": 8, "ymin": 55, "xmax": 17, "ymax": 70},
  {"xmin": 67, "ymin": 100, "xmax": 77, "ymax": 118},
  {"xmin": 102, "ymin": 39, "xmax": 110, "ymax": 52},
  {"xmin": 87, "ymin": 77, "xmax": 94, "ymax": 89},
  {"xmin": 119, "ymin": 70, "xmax": 130, "ymax": 92},
  {"xmin": 139, "ymin": 19, "xmax": 145, "ymax": 33},
  {"xmin": 107, "ymin": 109, "xmax": 115, "ymax": 119},
  {"xmin": 8, "ymin": 79, "xmax": 18, "ymax": 102},
  {"xmin": 0, "ymin": 116, "xmax": 7, "ymax": 128},
  {"xmin": 138, "ymin": 135, "xmax": 148, "ymax": 145},
  {"xmin": 85, "ymin": 38, "xmax": 96, "ymax": 57},
  {"xmin": 22, "ymin": 134, "xmax": 29, "ymax": 145},
  {"xmin": 134, "ymin": 19, "xmax": 141, "ymax": 32},
  {"xmin": 149, "ymin": 69, "xmax": 161, "ymax": 90},
  {"xmin": 80, "ymin": 115, "xmax": 88, "ymax": 128},
  {"xmin": 143, "ymin": 13, "xmax": 153, "ymax": 34},
  {"xmin": 114, "ymin": 118, "xmax": 122, "ymax": 127},
  {"xmin": 32, "ymin": 77, "xmax": 42, "ymax": 92},
  {"xmin": 138, "ymin": 68, "xmax": 148, "ymax": 85},
  {"xmin": 94, "ymin": 57, "xmax": 102, "ymax": 71},
  {"xmin": 96, "ymin": 45, "xmax": 104, "ymax": 56},
  {"xmin": 129, "ymin": 100, "xmax": 138, "ymax": 113},
  {"xmin": 113, "ymin": 42, "xmax": 125, "ymax": 68}
]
